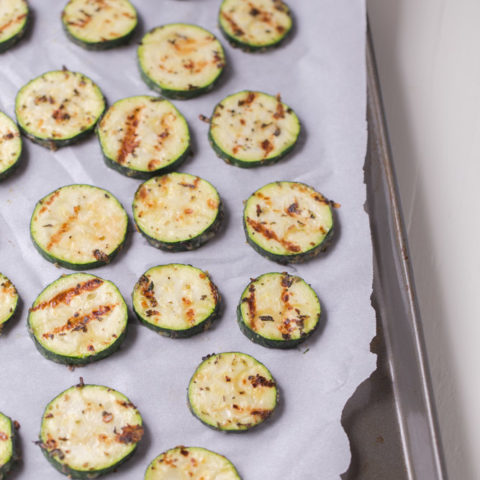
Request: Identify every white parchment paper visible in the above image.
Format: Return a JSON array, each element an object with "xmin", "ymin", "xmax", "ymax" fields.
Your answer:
[{"xmin": 0, "ymin": 1, "xmax": 375, "ymax": 478}]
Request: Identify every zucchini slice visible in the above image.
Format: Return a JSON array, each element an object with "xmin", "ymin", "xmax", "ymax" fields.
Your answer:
[
  {"xmin": 188, "ymin": 352, "xmax": 278, "ymax": 432},
  {"xmin": 243, "ymin": 181, "xmax": 334, "ymax": 264},
  {"xmin": 209, "ymin": 91, "xmax": 300, "ymax": 167},
  {"xmin": 132, "ymin": 264, "xmax": 220, "ymax": 338},
  {"xmin": 0, "ymin": 111, "xmax": 22, "ymax": 180},
  {"xmin": 0, "ymin": 0, "xmax": 29, "ymax": 53},
  {"xmin": 62, "ymin": 0, "xmax": 137, "ymax": 50},
  {"xmin": 133, "ymin": 173, "xmax": 223, "ymax": 251},
  {"xmin": 97, "ymin": 96, "xmax": 191, "ymax": 179},
  {"xmin": 30, "ymin": 184, "xmax": 128, "ymax": 270},
  {"xmin": 138, "ymin": 23, "xmax": 226, "ymax": 99},
  {"xmin": 15, "ymin": 70, "xmax": 105, "ymax": 149},
  {"xmin": 219, "ymin": 0, "xmax": 293, "ymax": 52},
  {"xmin": 0, "ymin": 412, "xmax": 15, "ymax": 478},
  {"xmin": 0, "ymin": 273, "xmax": 18, "ymax": 332},
  {"xmin": 238, "ymin": 272, "xmax": 321, "ymax": 348},
  {"xmin": 39, "ymin": 383, "xmax": 143, "ymax": 478},
  {"xmin": 28, "ymin": 273, "xmax": 128, "ymax": 365},
  {"xmin": 145, "ymin": 446, "xmax": 241, "ymax": 480}
]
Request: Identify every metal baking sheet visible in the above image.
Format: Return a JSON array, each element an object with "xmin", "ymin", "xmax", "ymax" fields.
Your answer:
[{"xmin": 341, "ymin": 29, "xmax": 448, "ymax": 480}]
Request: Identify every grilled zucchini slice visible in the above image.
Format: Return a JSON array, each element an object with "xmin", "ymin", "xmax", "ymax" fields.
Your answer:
[
  {"xmin": 0, "ymin": 111, "xmax": 22, "ymax": 180},
  {"xmin": 15, "ymin": 70, "xmax": 105, "ymax": 149},
  {"xmin": 188, "ymin": 352, "xmax": 278, "ymax": 432},
  {"xmin": 0, "ymin": 412, "xmax": 16, "ymax": 478},
  {"xmin": 62, "ymin": 0, "xmax": 137, "ymax": 50},
  {"xmin": 0, "ymin": 273, "xmax": 18, "ymax": 332},
  {"xmin": 133, "ymin": 173, "xmax": 223, "ymax": 251},
  {"xmin": 133, "ymin": 264, "xmax": 220, "ymax": 338},
  {"xmin": 243, "ymin": 181, "xmax": 334, "ymax": 264},
  {"xmin": 31, "ymin": 184, "xmax": 128, "ymax": 270},
  {"xmin": 238, "ymin": 272, "xmax": 321, "ymax": 348},
  {"xmin": 219, "ymin": 0, "xmax": 292, "ymax": 51},
  {"xmin": 97, "ymin": 96, "xmax": 191, "ymax": 179},
  {"xmin": 28, "ymin": 273, "xmax": 128, "ymax": 365},
  {"xmin": 145, "ymin": 446, "xmax": 241, "ymax": 480},
  {"xmin": 209, "ymin": 91, "xmax": 300, "ymax": 167},
  {"xmin": 0, "ymin": 0, "xmax": 29, "ymax": 53},
  {"xmin": 138, "ymin": 23, "xmax": 226, "ymax": 99},
  {"xmin": 39, "ymin": 383, "xmax": 143, "ymax": 478}
]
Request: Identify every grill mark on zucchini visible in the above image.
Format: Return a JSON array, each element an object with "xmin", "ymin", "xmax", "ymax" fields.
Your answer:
[
  {"xmin": 46, "ymin": 204, "xmax": 81, "ymax": 250},
  {"xmin": 246, "ymin": 217, "xmax": 300, "ymax": 252},
  {"xmin": 117, "ymin": 106, "xmax": 143, "ymax": 164},
  {"xmin": 0, "ymin": 12, "xmax": 26, "ymax": 34}
]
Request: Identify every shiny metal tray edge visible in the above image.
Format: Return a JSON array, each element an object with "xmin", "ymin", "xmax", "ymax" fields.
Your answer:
[{"xmin": 341, "ymin": 28, "xmax": 448, "ymax": 480}]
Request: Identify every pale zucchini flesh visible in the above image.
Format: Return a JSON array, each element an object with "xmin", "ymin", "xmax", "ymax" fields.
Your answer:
[
  {"xmin": 0, "ymin": 0, "xmax": 29, "ymax": 52},
  {"xmin": 0, "ymin": 273, "xmax": 18, "ymax": 329},
  {"xmin": 244, "ymin": 181, "xmax": 334, "ymax": 263},
  {"xmin": 40, "ymin": 384, "xmax": 143, "ymax": 478},
  {"xmin": 133, "ymin": 173, "xmax": 222, "ymax": 251},
  {"xmin": 133, "ymin": 264, "xmax": 220, "ymax": 337},
  {"xmin": 30, "ymin": 184, "xmax": 128, "ymax": 269},
  {"xmin": 0, "ymin": 111, "xmax": 22, "ymax": 180},
  {"xmin": 209, "ymin": 91, "xmax": 300, "ymax": 167},
  {"xmin": 97, "ymin": 96, "xmax": 191, "ymax": 178},
  {"xmin": 0, "ymin": 412, "xmax": 13, "ymax": 476},
  {"xmin": 62, "ymin": 0, "xmax": 137, "ymax": 49},
  {"xmin": 28, "ymin": 273, "xmax": 128, "ymax": 365},
  {"xmin": 145, "ymin": 446, "xmax": 241, "ymax": 480},
  {"xmin": 138, "ymin": 23, "xmax": 226, "ymax": 99},
  {"xmin": 238, "ymin": 272, "xmax": 321, "ymax": 348},
  {"xmin": 188, "ymin": 352, "xmax": 278, "ymax": 431},
  {"xmin": 219, "ymin": 0, "xmax": 292, "ymax": 51},
  {"xmin": 15, "ymin": 70, "xmax": 105, "ymax": 148}
]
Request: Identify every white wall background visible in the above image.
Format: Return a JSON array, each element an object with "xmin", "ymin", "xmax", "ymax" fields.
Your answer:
[{"xmin": 368, "ymin": 1, "xmax": 480, "ymax": 479}]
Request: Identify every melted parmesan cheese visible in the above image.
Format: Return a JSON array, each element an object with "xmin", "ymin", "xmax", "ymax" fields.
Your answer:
[
  {"xmin": 29, "ymin": 273, "xmax": 127, "ymax": 358},
  {"xmin": 41, "ymin": 385, "xmax": 142, "ymax": 472},
  {"xmin": 219, "ymin": 0, "xmax": 292, "ymax": 47},
  {"xmin": 138, "ymin": 23, "xmax": 225, "ymax": 92},
  {"xmin": 0, "ymin": 0, "xmax": 28, "ymax": 43},
  {"xmin": 0, "ymin": 413, "xmax": 12, "ymax": 468},
  {"xmin": 133, "ymin": 264, "xmax": 218, "ymax": 331},
  {"xmin": 98, "ymin": 96, "xmax": 190, "ymax": 172},
  {"xmin": 133, "ymin": 173, "xmax": 220, "ymax": 243},
  {"xmin": 62, "ymin": 0, "xmax": 137, "ymax": 44},
  {"xmin": 244, "ymin": 181, "xmax": 333, "ymax": 256},
  {"xmin": 0, "ymin": 112, "xmax": 21, "ymax": 174},
  {"xmin": 240, "ymin": 273, "xmax": 320, "ymax": 341},
  {"xmin": 145, "ymin": 447, "xmax": 240, "ymax": 480},
  {"xmin": 210, "ymin": 91, "xmax": 300, "ymax": 163},
  {"xmin": 31, "ymin": 185, "xmax": 127, "ymax": 265},
  {"xmin": 16, "ymin": 70, "xmax": 105, "ymax": 141},
  {"xmin": 188, "ymin": 352, "xmax": 277, "ymax": 431},
  {"xmin": 0, "ymin": 274, "xmax": 17, "ymax": 326}
]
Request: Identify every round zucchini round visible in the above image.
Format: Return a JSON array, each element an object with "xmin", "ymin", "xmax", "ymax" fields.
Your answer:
[
  {"xmin": 30, "ymin": 184, "xmax": 128, "ymax": 270},
  {"xmin": 133, "ymin": 264, "xmax": 220, "ymax": 338},
  {"xmin": 0, "ymin": 0, "xmax": 29, "ymax": 53},
  {"xmin": 97, "ymin": 96, "xmax": 191, "ymax": 179},
  {"xmin": 62, "ymin": 0, "xmax": 138, "ymax": 50},
  {"xmin": 188, "ymin": 352, "xmax": 278, "ymax": 432},
  {"xmin": 243, "ymin": 181, "xmax": 334, "ymax": 264},
  {"xmin": 238, "ymin": 272, "xmax": 321, "ymax": 348},
  {"xmin": 0, "ymin": 111, "xmax": 22, "ymax": 180},
  {"xmin": 145, "ymin": 446, "xmax": 241, "ymax": 480},
  {"xmin": 138, "ymin": 23, "xmax": 226, "ymax": 99},
  {"xmin": 15, "ymin": 69, "xmax": 105, "ymax": 149},
  {"xmin": 0, "ymin": 273, "xmax": 18, "ymax": 332},
  {"xmin": 132, "ymin": 173, "xmax": 223, "ymax": 251},
  {"xmin": 209, "ymin": 91, "xmax": 300, "ymax": 167},
  {"xmin": 28, "ymin": 273, "xmax": 128, "ymax": 365},
  {"xmin": 39, "ymin": 383, "xmax": 143, "ymax": 478},
  {"xmin": 0, "ymin": 412, "xmax": 16, "ymax": 478},
  {"xmin": 219, "ymin": 0, "xmax": 293, "ymax": 52}
]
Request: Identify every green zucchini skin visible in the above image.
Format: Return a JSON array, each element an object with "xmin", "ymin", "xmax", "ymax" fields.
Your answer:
[
  {"xmin": 0, "ymin": 1, "xmax": 30, "ymax": 54},
  {"xmin": 0, "ymin": 112, "xmax": 22, "ymax": 181},
  {"xmin": 132, "ymin": 264, "xmax": 221, "ymax": 338},
  {"xmin": 39, "ymin": 384, "xmax": 143, "ymax": 478},
  {"xmin": 0, "ymin": 273, "xmax": 19, "ymax": 333},
  {"xmin": 0, "ymin": 413, "xmax": 16, "ymax": 479}
]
